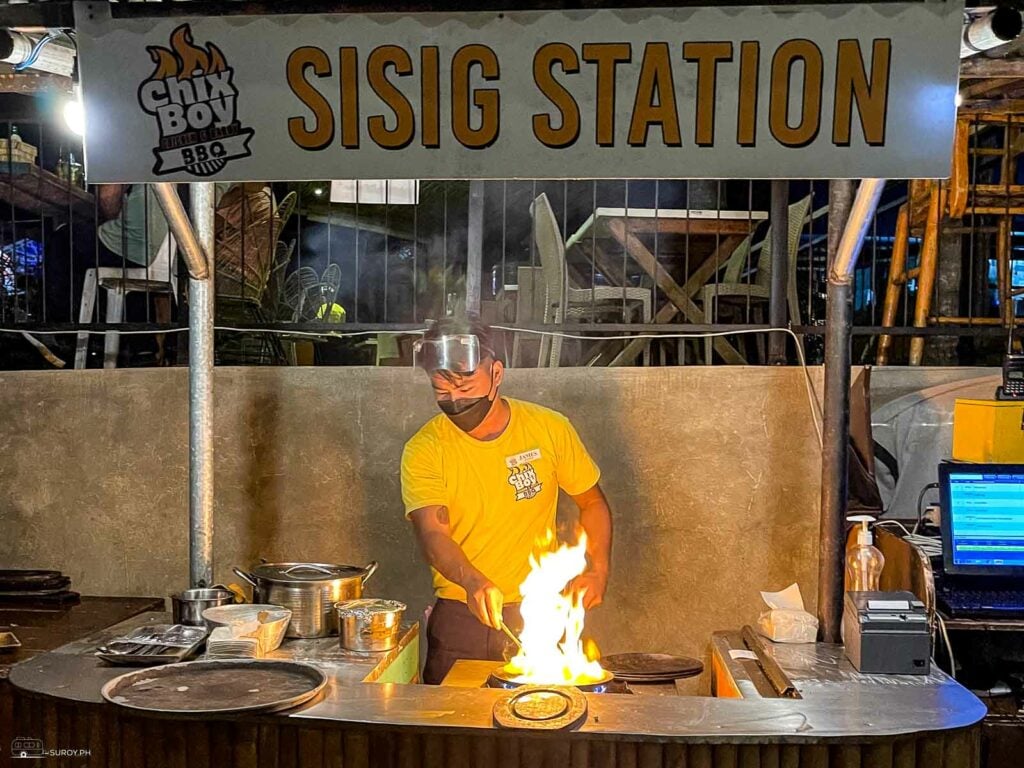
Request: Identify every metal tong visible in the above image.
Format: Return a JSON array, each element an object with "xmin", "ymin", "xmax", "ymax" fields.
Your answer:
[{"xmin": 499, "ymin": 622, "xmax": 523, "ymax": 654}]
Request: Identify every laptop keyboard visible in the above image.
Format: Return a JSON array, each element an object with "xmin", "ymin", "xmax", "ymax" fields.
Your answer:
[{"xmin": 937, "ymin": 588, "xmax": 1024, "ymax": 619}]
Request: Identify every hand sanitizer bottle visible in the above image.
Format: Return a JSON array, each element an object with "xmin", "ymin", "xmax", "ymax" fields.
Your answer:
[{"xmin": 845, "ymin": 515, "xmax": 885, "ymax": 592}]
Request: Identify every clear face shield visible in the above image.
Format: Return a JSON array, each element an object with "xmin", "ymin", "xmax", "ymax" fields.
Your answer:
[{"xmin": 413, "ymin": 334, "xmax": 482, "ymax": 374}]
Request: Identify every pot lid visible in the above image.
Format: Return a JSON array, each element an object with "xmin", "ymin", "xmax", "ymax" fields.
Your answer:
[
  {"xmin": 335, "ymin": 599, "xmax": 405, "ymax": 616},
  {"xmin": 250, "ymin": 562, "xmax": 367, "ymax": 583}
]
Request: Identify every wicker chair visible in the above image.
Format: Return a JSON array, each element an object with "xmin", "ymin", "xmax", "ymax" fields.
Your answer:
[{"xmin": 215, "ymin": 188, "xmax": 296, "ymax": 304}]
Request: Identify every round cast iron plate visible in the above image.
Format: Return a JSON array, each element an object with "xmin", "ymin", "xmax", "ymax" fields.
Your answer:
[
  {"xmin": 101, "ymin": 659, "xmax": 327, "ymax": 715},
  {"xmin": 602, "ymin": 653, "xmax": 703, "ymax": 682},
  {"xmin": 493, "ymin": 685, "xmax": 588, "ymax": 730}
]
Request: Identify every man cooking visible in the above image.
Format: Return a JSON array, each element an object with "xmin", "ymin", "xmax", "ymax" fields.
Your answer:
[{"xmin": 402, "ymin": 317, "xmax": 613, "ymax": 684}]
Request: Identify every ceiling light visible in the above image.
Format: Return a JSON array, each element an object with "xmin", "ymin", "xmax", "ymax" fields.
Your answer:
[{"xmin": 63, "ymin": 88, "xmax": 84, "ymax": 136}]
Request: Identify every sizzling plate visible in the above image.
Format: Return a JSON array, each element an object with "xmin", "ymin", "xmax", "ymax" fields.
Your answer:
[
  {"xmin": 101, "ymin": 660, "xmax": 327, "ymax": 714},
  {"xmin": 602, "ymin": 653, "xmax": 704, "ymax": 682},
  {"xmin": 0, "ymin": 570, "xmax": 63, "ymax": 585},
  {"xmin": 493, "ymin": 685, "xmax": 589, "ymax": 730}
]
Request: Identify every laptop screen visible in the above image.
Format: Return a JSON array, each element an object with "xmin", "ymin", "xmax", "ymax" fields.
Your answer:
[{"xmin": 941, "ymin": 464, "xmax": 1024, "ymax": 575}]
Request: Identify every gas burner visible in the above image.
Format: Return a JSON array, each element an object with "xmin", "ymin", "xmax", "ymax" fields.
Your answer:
[{"xmin": 486, "ymin": 665, "xmax": 616, "ymax": 693}]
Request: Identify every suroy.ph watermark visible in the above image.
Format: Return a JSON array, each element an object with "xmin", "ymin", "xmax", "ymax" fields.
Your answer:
[{"xmin": 11, "ymin": 737, "xmax": 91, "ymax": 760}]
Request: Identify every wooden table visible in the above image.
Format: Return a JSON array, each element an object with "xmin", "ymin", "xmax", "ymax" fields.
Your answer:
[
  {"xmin": 0, "ymin": 596, "xmax": 164, "ymax": 768},
  {"xmin": 0, "ymin": 596, "xmax": 164, "ymax": 675},
  {"xmin": 565, "ymin": 207, "xmax": 768, "ymax": 364},
  {"xmin": 0, "ymin": 162, "xmax": 94, "ymax": 221}
]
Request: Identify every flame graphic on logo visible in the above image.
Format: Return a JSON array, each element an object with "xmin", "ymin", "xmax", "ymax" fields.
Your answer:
[{"xmin": 147, "ymin": 24, "xmax": 226, "ymax": 80}]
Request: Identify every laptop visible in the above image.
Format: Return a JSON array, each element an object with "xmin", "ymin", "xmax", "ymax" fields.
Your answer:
[{"xmin": 937, "ymin": 463, "xmax": 1024, "ymax": 619}]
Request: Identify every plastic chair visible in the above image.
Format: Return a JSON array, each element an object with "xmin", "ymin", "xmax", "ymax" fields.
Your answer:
[
  {"xmin": 701, "ymin": 196, "xmax": 811, "ymax": 364},
  {"xmin": 531, "ymin": 193, "xmax": 652, "ymax": 367},
  {"xmin": 74, "ymin": 233, "xmax": 177, "ymax": 369}
]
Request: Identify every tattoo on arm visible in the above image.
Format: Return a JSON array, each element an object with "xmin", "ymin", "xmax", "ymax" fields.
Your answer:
[{"xmin": 436, "ymin": 507, "xmax": 449, "ymax": 525}]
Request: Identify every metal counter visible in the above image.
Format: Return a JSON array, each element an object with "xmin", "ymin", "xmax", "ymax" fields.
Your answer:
[
  {"xmin": 284, "ymin": 643, "xmax": 984, "ymax": 742},
  {"xmin": 9, "ymin": 613, "xmax": 985, "ymax": 742},
  {"xmin": 8, "ymin": 611, "xmax": 419, "ymax": 705},
  {"xmin": 7, "ymin": 613, "xmax": 986, "ymax": 767}
]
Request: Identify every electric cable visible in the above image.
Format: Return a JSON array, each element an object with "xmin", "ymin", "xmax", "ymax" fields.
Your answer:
[
  {"xmin": 874, "ymin": 520, "xmax": 943, "ymax": 557},
  {"xmin": 14, "ymin": 31, "xmax": 59, "ymax": 72},
  {"xmin": 915, "ymin": 481, "xmax": 940, "ymax": 534},
  {"xmin": 935, "ymin": 613, "xmax": 956, "ymax": 680},
  {"xmin": 3, "ymin": 324, "xmax": 824, "ymax": 447},
  {"xmin": 0, "ymin": 326, "xmax": 426, "ymax": 339},
  {"xmin": 493, "ymin": 325, "xmax": 824, "ymax": 448}
]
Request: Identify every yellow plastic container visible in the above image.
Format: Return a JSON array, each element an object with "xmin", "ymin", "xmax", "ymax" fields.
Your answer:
[{"xmin": 952, "ymin": 399, "xmax": 1024, "ymax": 463}]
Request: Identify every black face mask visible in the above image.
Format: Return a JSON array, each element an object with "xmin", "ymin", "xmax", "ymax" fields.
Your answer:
[
  {"xmin": 438, "ymin": 396, "xmax": 492, "ymax": 432},
  {"xmin": 437, "ymin": 370, "xmax": 498, "ymax": 432}
]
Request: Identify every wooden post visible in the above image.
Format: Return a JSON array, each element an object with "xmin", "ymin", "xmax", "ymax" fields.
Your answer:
[
  {"xmin": 909, "ymin": 184, "xmax": 942, "ymax": 365},
  {"xmin": 877, "ymin": 205, "xmax": 909, "ymax": 365}
]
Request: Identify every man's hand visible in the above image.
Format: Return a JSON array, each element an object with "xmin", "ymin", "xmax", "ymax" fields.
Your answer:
[
  {"xmin": 466, "ymin": 575, "xmax": 505, "ymax": 630},
  {"xmin": 569, "ymin": 484, "xmax": 612, "ymax": 610},
  {"xmin": 410, "ymin": 505, "xmax": 506, "ymax": 630},
  {"xmin": 566, "ymin": 569, "xmax": 607, "ymax": 610}
]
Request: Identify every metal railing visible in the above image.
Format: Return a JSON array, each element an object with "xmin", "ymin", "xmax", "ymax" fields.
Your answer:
[{"xmin": 0, "ymin": 120, "xmax": 1021, "ymax": 369}]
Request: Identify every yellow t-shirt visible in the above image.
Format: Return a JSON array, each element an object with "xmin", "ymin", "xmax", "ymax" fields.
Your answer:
[{"xmin": 401, "ymin": 398, "xmax": 601, "ymax": 603}]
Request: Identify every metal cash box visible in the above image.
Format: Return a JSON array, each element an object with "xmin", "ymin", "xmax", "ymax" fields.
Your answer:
[{"xmin": 842, "ymin": 591, "xmax": 931, "ymax": 675}]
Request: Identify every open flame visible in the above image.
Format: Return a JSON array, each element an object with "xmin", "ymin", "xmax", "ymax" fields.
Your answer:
[
  {"xmin": 147, "ymin": 24, "xmax": 227, "ymax": 80},
  {"xmin": 503, "ymin": 531, "xmax": 605, "ymax": 685}
]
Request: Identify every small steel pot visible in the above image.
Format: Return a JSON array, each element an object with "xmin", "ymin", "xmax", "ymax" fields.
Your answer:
[
  {"xmin": 335, "ymin": 599, "xmax": 405, "ymax": 653},
  {"xmin": 232, "ymin": 561, "xmax": 378, "ymax": 638},
  {"xmin": 170, "ymin": 588, "xmax": 235, "ymax": 627}
]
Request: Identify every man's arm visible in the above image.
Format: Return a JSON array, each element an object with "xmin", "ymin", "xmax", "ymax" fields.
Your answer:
[
  {"xmin": 97, "ymin": 184, "xmax": 126, "ymax": 222},
  {"xmin": 409, "ymin": 505, "xmax": 505, "ymax": 629},
  {"xmin": 568, "ymin": 483, "xmax": 612, "ymax": 609}
]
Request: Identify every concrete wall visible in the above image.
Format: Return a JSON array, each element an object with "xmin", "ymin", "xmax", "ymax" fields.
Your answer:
[
  {"xmin": 869, "ymin": 366, "xmax": 998, "ymax": 409},
  {"xmin": 0, "ymin": 366, "xmax": 823, "ymax": 659}
]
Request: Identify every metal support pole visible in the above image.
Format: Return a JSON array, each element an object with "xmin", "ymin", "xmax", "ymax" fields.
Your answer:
[
  {"xmin": 152, "ymin": 183, "xmax": 210, "ymax": 281},
  {"xmin": 465, "ymin": 180, "xmax": 484, "ymax": 316},
  {"xmin": 152, "ymin": 181, "xmax": 215, "ymax": 586},
  {"xmin": 817, "ymin": 178, "xmax": 885, "ymax": 643},
  {"xmin": 768, "ymin": 180, "xmax": 790, "ymax": 363},
  {"xmin": 189, "ymin": 182, "xmax": 216, "ymax": 588}
]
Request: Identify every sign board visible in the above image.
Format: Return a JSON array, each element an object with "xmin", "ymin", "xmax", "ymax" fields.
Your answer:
[{"xmin": 75, "ymin": 2, "xmax": 963, "ymax": 182}]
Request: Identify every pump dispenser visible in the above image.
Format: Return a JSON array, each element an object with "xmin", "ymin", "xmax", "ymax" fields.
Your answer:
[{"xmin": 845, "ymin": 515, "xmax": 885, "ymax": 592}]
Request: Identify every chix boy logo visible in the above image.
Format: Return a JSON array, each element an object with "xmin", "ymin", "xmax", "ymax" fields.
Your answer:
[
  {"xmin": 506, "ymin": 449, "xmax": 543, "ymax": 502},
  {"xmin": 137, "ymin": 24, "xmax": 254, "ymax": 177}
]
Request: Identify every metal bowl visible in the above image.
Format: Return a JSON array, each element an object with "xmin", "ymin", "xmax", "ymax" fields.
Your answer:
[{"xmin": 170, "ymin": 588, "xmax": 235, "ymax": 627}]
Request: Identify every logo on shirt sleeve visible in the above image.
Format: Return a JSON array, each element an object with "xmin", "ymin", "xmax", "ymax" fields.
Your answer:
[{"xmin": 506, "ymin": 448, "xmax": 543, "ymax": 501}]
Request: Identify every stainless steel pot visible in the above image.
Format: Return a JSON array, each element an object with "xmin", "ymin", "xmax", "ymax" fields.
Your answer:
[
  {"xmin": 170, "ymin": 587, "xmax": 235, "ymax": 627},
  {"xmin": 335, "ymin": 599, "xmax": 405, "ymax": 653},
  {"xmin": 232, "ymin": 561, "xmax": 378, "ymax": 638}
]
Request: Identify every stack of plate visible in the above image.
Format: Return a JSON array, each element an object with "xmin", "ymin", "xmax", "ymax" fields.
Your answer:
[
  {"xmin": 202, "ymin": 605, "xmax": 291, "ymax": 655},
  {"xmin": 204, "ymin": 628, "xmax": 259, "ymax": 659},
  {"xmin": 602, "ymin": 653, "xmax": 704, "ymax": 683},
  {"xmin": 0, "ymin": 570, "xmax": 79, "ymax": 606}
]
